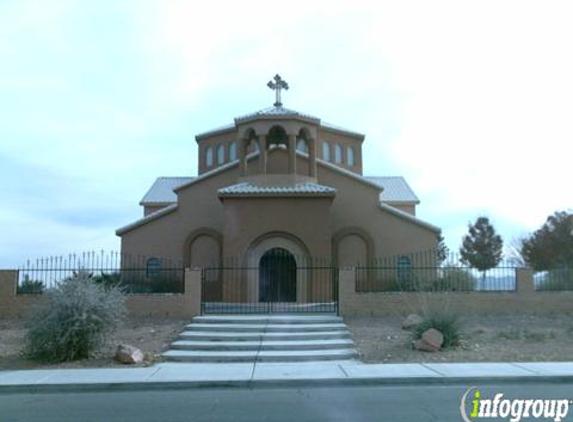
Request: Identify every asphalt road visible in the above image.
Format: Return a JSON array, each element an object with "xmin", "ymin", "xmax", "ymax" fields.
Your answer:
[{"xmin": 1, "ymin": 382, "xmax": 572, "ymax": 422}]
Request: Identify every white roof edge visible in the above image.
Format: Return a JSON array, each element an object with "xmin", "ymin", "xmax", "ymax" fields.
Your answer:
[
  {"xmin": 378, "ymin": 203, "xmax": 441, "ymax": 233},
  {"xmin": 173, "ymin": 158, "xmax": 246, "ymax": 192},
  {"xmin": 195, "ymin": 123, "xmax": 236, "ymax": 140},
  {"xmin": 320, "ymin": 122, "xmax": 365, "ymax": 139},
  {"xmin": 383, "ymin": 199, "xmax": 421, "ymax": 205},
  {"xmin": 116, "ymin": 204, "xmax": 178, "ymax": 236},
  {"xmin": 315, "ymin": 156, "xmax": 383, "ymax": 191},
  {"xmin": 139, "ymin": 201, "xmax": 173, "ymax": 206}
]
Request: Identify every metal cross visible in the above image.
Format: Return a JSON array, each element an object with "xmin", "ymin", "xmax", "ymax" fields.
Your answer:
[{"xmin": 267, "ymin": 74, "xmax": 289, "ymax": 107}]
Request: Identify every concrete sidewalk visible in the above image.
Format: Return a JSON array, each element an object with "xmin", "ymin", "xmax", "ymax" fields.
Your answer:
[{"xmin": 1, "ymin": 361, "xmax": 573, "ymax": 392}]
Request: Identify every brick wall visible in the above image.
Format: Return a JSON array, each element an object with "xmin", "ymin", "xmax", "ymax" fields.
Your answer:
[
  {"xmin": 339, "ymin": 267, "xmax": 573, "ymax": 316},
  {"xmin": 0, "ymin": 269, "xmax": 202, "ymax": 319}
]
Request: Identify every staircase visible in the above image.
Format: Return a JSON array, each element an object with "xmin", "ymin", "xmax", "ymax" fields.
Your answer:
[{"xmin": 162, "ymin": 314, "xmax": 358, "ymax": 363}]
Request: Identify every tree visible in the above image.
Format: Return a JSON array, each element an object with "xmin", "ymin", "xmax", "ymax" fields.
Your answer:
[
  {"xmin": 459, "ymin": 216, "xmax": 503, "ymax": 279},
  {"xmin": 521, "ymin": 210, "xmax": 573, "ymax": 271},
  {"xmin": 436, "ymin": 234, "xmax": 449, "ymax": 265}
]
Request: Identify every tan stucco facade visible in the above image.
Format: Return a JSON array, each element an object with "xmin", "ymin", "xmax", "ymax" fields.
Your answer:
[{"xmin": 117, "ymin": 105, "xmax": 440, "ymax": 276}]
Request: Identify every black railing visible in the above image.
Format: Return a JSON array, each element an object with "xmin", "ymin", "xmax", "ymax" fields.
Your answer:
[
  {"xmin": 17, "ymin": 251, "xmax": 185, "ymax": 294},
  {"xmin": 355, "ymin": 250, "xmax": 517, "ymax": 293},
  {"xmin": 535, "ymin": 267, "xmax": 573, "ymax": 291},
  {"xmin": 201, "ymin": 252, "xmax": 338, "ymax": 314}
]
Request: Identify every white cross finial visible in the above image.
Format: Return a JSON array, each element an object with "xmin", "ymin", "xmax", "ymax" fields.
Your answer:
[{"xmin": 267, "ymin": 74, "xmax": 289, "ymax": 107}]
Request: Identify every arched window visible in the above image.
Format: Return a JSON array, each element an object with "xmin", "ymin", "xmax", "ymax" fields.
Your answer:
[
  {"xmin": 397, "ymin": 256, "xmax": 413, "ymax": 282},
  {"xmin": 322, "ymin": 142, "xmax": 331, "ymax": 161},
  {"xmin": 249, "ymin": 139, "xmax": 259, "ymax": 152},
  {"xmin": 347, "ymin": 147, "xmax": 355, "ymax": 167},
  {"xmin": 146, "ymin": 257, "xmax": 162, "ymax": 277},
  {"xmin": 296, "ymin": 139, "xmax": 308, "ymax": 153},
  {"xmin": 205, "ymin": 147, "xmax": 213, "ymax": 167},
  {"xmin": 228, "ymin": 141, "xmax": 237, "ymax": 161},
  {"xmin": 335, "ymin": 144, "xmax": 343, "ymax": 164},
  {"xmin": 217, "ymin": 144, "xmax": 225, "ymax": 165}
]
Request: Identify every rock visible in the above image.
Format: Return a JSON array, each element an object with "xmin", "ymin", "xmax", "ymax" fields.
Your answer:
[
  {"xmin": 414, "ymin": 328, "xmax": 444, "ymax": 352},
  {"xmin": 115, "ymin": 344, "xmax": 144, "ymax": 364},
  {"xmin": 402, "ymin": 314, "xmax": 424, "ymax": 330}
]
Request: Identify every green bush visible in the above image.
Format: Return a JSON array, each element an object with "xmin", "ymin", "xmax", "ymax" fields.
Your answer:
[
  {"xmin": 18, "ymin": 275, "xmax": 44, "ymax": 294},
  {"xmin": 412, "ymin": 314, "xmax": 462, "ymax": 349},
  {"xmin": 25, "ymin": 271, "xmax": 126, "ymax": 362}
]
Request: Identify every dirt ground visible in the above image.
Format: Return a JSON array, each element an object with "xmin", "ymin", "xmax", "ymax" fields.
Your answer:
[
  {"xmin": 346, "ymin": 314, "xmax": 573, "ymax": 363},
  {"xmin": 0, "ymin": 317, "xmax": 188, "ymax": 370}
]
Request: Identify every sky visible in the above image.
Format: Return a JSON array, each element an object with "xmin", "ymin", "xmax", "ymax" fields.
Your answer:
[{"xmin": 1, "ymin": 0, "xmax": 572, "ymax": 267}]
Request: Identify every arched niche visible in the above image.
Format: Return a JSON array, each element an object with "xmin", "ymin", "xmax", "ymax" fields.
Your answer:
[{"xmin": 242, "ymin": 232, "xmax": 312, "ymax": 303}]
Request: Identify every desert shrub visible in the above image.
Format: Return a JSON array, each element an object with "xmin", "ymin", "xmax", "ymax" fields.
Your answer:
[
  {"xmin": 25, "ymin": 271, "xmax": 126, "ymax": 362},
  {"xmin": 92, "ymin": 271, "xmax": 123, "ymax": 289},
  {"xmin": 18, "ymin": 275, "xmax": 44, "ymax": 294},
  {"xmin": 412, "ymin": 314, "xmax": 462, "ymax": 349}
]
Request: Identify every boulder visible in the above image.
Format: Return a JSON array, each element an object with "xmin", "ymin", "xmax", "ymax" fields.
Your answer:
[
  {"xmin": 414, "ymin": 328, "xmax": 444, "ymax": 352},
  {"xmin": 402, "ymin": 314, "xmax": 424, "ymax": 330},
  {"xmin": 115, "ymin": 344, "xmax": 144, "ymax": 364}
]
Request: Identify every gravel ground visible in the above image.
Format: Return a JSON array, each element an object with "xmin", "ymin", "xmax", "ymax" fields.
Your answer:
[
  {"xmin": 0, "ymin": 317, "xmax": 188, "ymax": 370},
  {"xmin": 345, "ymin": 314, "xmax": 573, "ymax": 363}
]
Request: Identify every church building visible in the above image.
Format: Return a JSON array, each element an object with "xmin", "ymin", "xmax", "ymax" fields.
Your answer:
[{"xmin": 116, "ymin": 75, "xmax": 440, "ymax": 292}]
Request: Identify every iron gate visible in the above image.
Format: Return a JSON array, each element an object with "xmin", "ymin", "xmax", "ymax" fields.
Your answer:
[{"xmin": 201, "ymin": 252, "xmax": 338, "ymax": 314}]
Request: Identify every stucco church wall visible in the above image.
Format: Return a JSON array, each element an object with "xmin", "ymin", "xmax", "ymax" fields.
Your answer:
[
  {"xmin": 316, "ymin": 164, "xmax": 438, "ymax": 261},
  {"xmin": 386, "ymin": 203, "xmax": 416, "ymax": 216},
  {"xmin": 120, "ymin": 165, "xmax": 242, "ymax": 263},
  {"xmin": 317, "ymin": 128, "xmax": 363, "ymax": 174},
  {"xmin": 221, "ymin": 197, "xmax": 333, "ymax": 260},
  {"xmin": 197, "ymin": 129, "xmax": 238, "ymax": 174}
]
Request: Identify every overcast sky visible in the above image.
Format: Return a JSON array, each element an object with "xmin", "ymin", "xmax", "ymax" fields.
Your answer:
[{"xmin": 1, "ymin": 0, "xmax": 571, "ymax": 267}]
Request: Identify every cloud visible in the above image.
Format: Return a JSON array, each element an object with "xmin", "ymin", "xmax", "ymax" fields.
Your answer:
[{"xmin": 1, "ymin": 0, "xmax": 571, "ymax": 265}]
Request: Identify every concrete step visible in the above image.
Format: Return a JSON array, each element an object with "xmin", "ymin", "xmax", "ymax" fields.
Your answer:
[
  {"xmin": 178, "ymin": 330, "xmax": 352, "ymax": 341},
  {"xmin": 192, "ymin": 315, "xmax": 343, "ymax": 325},
  {"xmin": 170, "ymin": 339, "xmax": 355, "ymax": 351},
  {"xmin": 184, "ymin": 323, "xmax": 347, "ymax": 333},
  {"xmin": 162, "ymin": 348, "xmax": 359, "ymax": 363}
]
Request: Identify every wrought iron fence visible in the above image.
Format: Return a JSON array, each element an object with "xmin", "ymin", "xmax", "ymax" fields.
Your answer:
[
  {"xmin": 201, "ymin": 252, "xmax": 338, "ymax": 314},
  {"xmin": 355, "ymin": 250, "xmax": 517, "ymax": 293},
  {"xmin": 535, "ymin": 267, "xmax": 573, "ymax": 291},
  {"xmin": 17, "ymin": 251, "xmax": 185, "ymax": 294}
]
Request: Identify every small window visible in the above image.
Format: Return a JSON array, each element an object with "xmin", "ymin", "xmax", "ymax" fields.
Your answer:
[
  {"xmin": 322, "ymin": 142, "xmax": 331, "ymax": 161},
  {"xmin": 146, "ymin": 257, "xmax": 162, "ymax": 277},
  {"xmin": 335, "ymin": 144, "xmax": 343, "ymax": 164},
  {"xmin": 397, "ymin": 256, "xmax": 412, "ymax": 281},
  {"xmin": 347, "ymin": 147, "xmax": 355, "ymax": 167},
  {"xmin": 228, "ymin": 141, "xmax": 237, "ymax": 161},
  {"xmin": 296, "ymin": 139, "xmax": 308, "ymax": 153},
  {"xmin": 217, "ymin": 144, "xmax": 225, "ymax": 165},
  {"xmin": 206, "ymin": 147, "xmax": 213, "ymax": 167}
]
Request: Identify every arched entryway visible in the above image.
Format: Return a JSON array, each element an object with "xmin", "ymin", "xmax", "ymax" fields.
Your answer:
[{"xmin": 259, "ymin": 248, "xmax": 297, "ymax": 302}]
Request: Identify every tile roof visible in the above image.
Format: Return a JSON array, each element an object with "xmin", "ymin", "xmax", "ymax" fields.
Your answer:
[
  {"xmin": 364, "ymin": 176, "xmax": 420, "ymax": 203},
  {"xmin": 140, "ymin": 175, "xmax": 419, "ymax": 205},
  {"xmin": 218, "ymin": 182, "xmax": 336, "ymax": 197},
  {"xmin": 234, "ymin": 106, "xmax": 320, "ymax": 123},
  {"xmin": 140, "ymin": 177, "xmax": 194, "ymax": 205},
  {"xmin": 195, "ymin": 106, "xmax": 363, "ymax": 139}
]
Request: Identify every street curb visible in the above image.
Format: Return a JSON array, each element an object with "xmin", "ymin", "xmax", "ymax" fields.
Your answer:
[{"xmin": 2, "ymin": 375, "xmax": 573, "ymax": 394}]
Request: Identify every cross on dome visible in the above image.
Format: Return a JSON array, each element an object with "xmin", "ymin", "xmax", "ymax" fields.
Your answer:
[{"xmin": 267, "ymin": 74, "xmax": 289, "ymax": 107}]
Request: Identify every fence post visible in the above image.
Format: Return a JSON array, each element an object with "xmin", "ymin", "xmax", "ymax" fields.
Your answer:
[
  {"xmin": 516, "ymin": 268, "xmax": 535, "ymax": 295},
  {"xmin": 185, "ymin": 267, "xmax": 202, "ymax": 316},
  {"xmin": 338, "ymin": 267, "xmax": 356, "ymax": 316}
]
